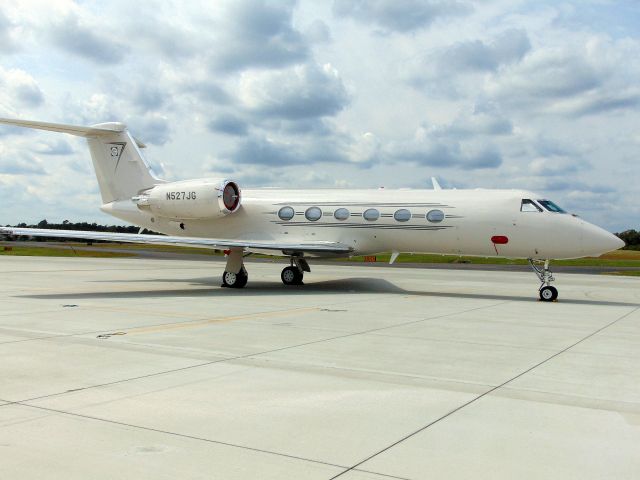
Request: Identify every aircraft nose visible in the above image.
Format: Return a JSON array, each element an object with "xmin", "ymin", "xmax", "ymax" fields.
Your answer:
[{"xmin": 582, "ymin": 222, "xmax": 625, "ymax": 256}]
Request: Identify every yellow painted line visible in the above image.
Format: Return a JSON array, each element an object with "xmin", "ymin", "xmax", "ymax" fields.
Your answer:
[
  {"xmin": 89, "ymin": 304, "xmax": 213, "ymax": 321},
  {"xmin": 123, "ymin": 306, "xmax": 321, "ymax": 336}
]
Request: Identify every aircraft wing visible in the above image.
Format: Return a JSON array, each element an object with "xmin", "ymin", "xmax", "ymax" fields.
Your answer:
[{"xmin": 0, "ymin": 227, "xmax": 353, "ymax": 255}]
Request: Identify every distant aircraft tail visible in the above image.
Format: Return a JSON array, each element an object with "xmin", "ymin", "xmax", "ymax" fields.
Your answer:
[{"xmin": 0, "ymin": 118, "xmax": 163, "ymax": 204}]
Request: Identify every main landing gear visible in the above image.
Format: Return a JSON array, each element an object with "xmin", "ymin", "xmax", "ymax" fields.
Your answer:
[
  {"xmin": 221, "ymin": 248, "xmax": 248, "ymax": 289},
  {"xmin": 528, "ymin": 259, "xmax": 558, "ymax": 302},
  {"xmin": 281, "ymin": 257, "xmax": 309, "ymax": 286},
  {"xmin": 222, "ymin": 266, "xmax": 248, "ymax": 288},
  {"xmin": 221, "ymin": 249, "xmax": 311, "ymax": 288}
]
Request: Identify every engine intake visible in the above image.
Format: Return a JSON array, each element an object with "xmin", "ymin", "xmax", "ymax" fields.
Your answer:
[{"xmin": 134, "ymin": 178, "xmax": 241, "ymax": 220}]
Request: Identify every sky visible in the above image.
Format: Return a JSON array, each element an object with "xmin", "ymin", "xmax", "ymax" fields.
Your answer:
[{"xmin": 0, "ymin": 0, "xmax": 638, "ymax": 232}]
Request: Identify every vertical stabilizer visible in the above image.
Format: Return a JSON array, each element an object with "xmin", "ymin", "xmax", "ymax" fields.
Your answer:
[
  {"xmin": 85, "ymin": 124, "xmax": 162, "ymax": 203},
  {"xmin": 0, "ymin": 118, "xmax": 163, "ymax": 203}
]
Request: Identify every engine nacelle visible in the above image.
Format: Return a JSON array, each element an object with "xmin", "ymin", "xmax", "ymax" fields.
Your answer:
[{"xmin": 134, "ymin": 178, "xmax": 241, "ymax": 220}]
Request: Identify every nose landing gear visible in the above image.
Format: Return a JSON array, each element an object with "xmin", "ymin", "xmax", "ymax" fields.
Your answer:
[{"xmin": 529, "ymin": 259, "xmax": 558, "ymax": 302}]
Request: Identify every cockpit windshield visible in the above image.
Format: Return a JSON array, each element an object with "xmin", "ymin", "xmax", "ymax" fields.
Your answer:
[
  {"xmin": 520, "ymin": 199, "xmax": 542, "ymax": 212},
  {"xmin": 538, "ymin": 199, "xmax": 566, "ymax": 213}
]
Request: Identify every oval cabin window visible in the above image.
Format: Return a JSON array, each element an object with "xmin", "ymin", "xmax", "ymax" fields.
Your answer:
[
  {"xmin": 278, "ymin": 206, "xmax": 295, "ymax": 221},
  {"xmin": 394, "ymin": 209, "xmax": 411, "ymax": 222},
  {"xmin": 363, "ymin": 208, "xmax": 380, "ymax": 221},
  {"xmin": 426, "ymin": 209, "xmax": 445, "ymax": 223},
  {"xmin": 334, "ymin": 208, "xmax": 350, "ymax": 220},
  {"xmin": 305, "ymin": 207, "xmax": 322, "ymax": 221}
]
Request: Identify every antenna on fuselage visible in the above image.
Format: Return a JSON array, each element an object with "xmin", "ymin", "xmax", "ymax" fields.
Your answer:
[{"xmin": 431, "ymin": 177, "xmax": 442, "ymax": 191}]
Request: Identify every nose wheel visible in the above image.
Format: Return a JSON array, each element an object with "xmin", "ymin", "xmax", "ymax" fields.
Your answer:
[
  {"xmin": 529, "ymin": 259, "xmax": 558, "ymax": 302},
  {"xmin": 539, "ymin": 285, "xmax": 558, "ymax": 302}
]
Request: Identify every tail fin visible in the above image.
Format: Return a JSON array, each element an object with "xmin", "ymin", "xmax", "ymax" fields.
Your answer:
[{"xmin": 0, "ymin": 117, "xmax": 163, "ymax": 204}]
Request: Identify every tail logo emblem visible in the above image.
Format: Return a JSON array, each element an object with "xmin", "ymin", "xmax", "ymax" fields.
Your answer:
[{"xmin": 108, "ymin": 142, "xmax": 126, "ymax": 172}]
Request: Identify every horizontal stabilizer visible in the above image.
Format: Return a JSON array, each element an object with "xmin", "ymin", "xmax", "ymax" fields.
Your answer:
[
  {"xmin": 0, "ymin": 117, "xmax": 126, "ymax": 138},
  {"xmin": 0, "ymin": 227, "xmax": 354, "ymax": 255}
]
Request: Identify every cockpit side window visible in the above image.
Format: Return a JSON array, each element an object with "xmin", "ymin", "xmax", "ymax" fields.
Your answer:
[
  {"xmin": 538, "ymin": 200, "xmax": 567, "ymax": 213},
  {"xmin": 521, "ymin": 199, "xmax": 542, "ymax": 212}
]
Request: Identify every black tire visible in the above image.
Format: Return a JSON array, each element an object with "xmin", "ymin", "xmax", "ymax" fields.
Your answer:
[
  {"xmin": 539, "ymin": 286, "xmax": 558, "ymax": 302},
  {"xmin": 281, "ymin": 266, "xmax": 303, "ymax": 285},
  {"xmin": 222, "ymin": 268, "xmax": 248, "ymax": 288},
  {"xmin": 236, "ymin": 269, "xmax": 248, "ymax": 288}
]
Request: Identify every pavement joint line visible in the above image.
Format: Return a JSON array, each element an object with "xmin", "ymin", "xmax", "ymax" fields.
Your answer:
[
  {"xmin": 237, "ymin": 356, "xmax": 497, "ymax": 391},
  {"xmin": 0, "ymin": 403, "xmax": 405, "ymax": 480},
  {"xmin": 536, "ymin": 348, "xmax": 640, "ymax": 361},
  {"xmin": 0, "ymin": 398, "xmax": 411, "ymax": 480},
  {"xmin": 5, "ymin": 401, "xmax": 349, "ymax": 472},
  {"xmin": 326, "ymin": 305, "xmax": 640, "ymax": 480},
  {"xmin": 7, "ymin": 301, "xmax": 506, "ymax": 407},
  {"xmin": 363, "ymin": 331, "xmax": 563, "ymax": 352},
  {"xmin": 351, "ymin": 469, "xmax": 413, "ymax": 480},
  {"xmin": 495, "ymin": 384, "xmax": 640, "ymax": 412}
]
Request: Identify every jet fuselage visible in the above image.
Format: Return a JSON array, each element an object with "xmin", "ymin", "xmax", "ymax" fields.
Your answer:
[{"xmin": 103, "ymin": 187, "xmax": 621, "ymax": 261}]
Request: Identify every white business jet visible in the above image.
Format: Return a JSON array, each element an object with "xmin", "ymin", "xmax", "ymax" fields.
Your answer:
[{"xmin": 0, "ymin": 118, "xmax": 624, "ymax": 301}]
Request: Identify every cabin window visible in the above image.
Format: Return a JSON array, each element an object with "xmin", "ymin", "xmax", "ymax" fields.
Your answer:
[
  {"xmin": 278, "ymin": 206, "xmax": 295, "ymax": 221},
  {"xmin": 334, "ymin": 208, "xmax": 350, "ymax": 220},
  {"xmin": 426, "ymin": 209, "xmax": 444, "ymax": 223},
  {"xmin": 520, "ymin": 199, "xmax": 542, "ymax": 212},
  {"xmin": 305, "ymin": 206, "xmax": 322, "ymax": 221},
  {"xmin": 538, "ymin": 199, "xmax": 567, "ymax": 213},
  {"xmin": 394, "ymin": 209, "xmax": 411, "ymax": 222},
  {"xmin": 363, "ymin": 208, "xmax": 380, "ymax": 221}
]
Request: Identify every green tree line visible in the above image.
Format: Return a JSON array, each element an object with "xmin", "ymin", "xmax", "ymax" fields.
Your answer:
[
  {"xmin": 617, "ymin": 229, "xmax": 640, "ymax": 249},
  {"xmin": 3, "ymin": 219, "xmax": 161, "ymax": 243}
]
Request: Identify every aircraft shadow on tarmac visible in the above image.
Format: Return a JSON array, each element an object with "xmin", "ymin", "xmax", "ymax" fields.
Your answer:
[{"xmin": 18, "ymin": 277, "xmax": 640, "ymax": 307}]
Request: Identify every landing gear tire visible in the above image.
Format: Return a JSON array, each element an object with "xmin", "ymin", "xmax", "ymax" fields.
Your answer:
[
  {"xmin": 539, "ymin": 286, "xmax": 558, "ymax": 302},
  {"xmin": 222, "ymin": 267, "xmax": 248, "ymax": 288},
  {"xmin": 235, "ymin": 271, "xmax": 248, "ymax": 288},
  {"xmin": 529, "ymin": 259, "xmax": 558, "ymax": 302},
  {"xmin": 281, "ymin": 266, "xmax": 303, "ymax": 285}
]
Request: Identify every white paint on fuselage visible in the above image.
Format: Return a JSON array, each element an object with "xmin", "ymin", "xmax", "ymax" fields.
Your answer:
[{"xmin": 102, "ymin": 188, "xmax": 621, "ymax": 260}]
